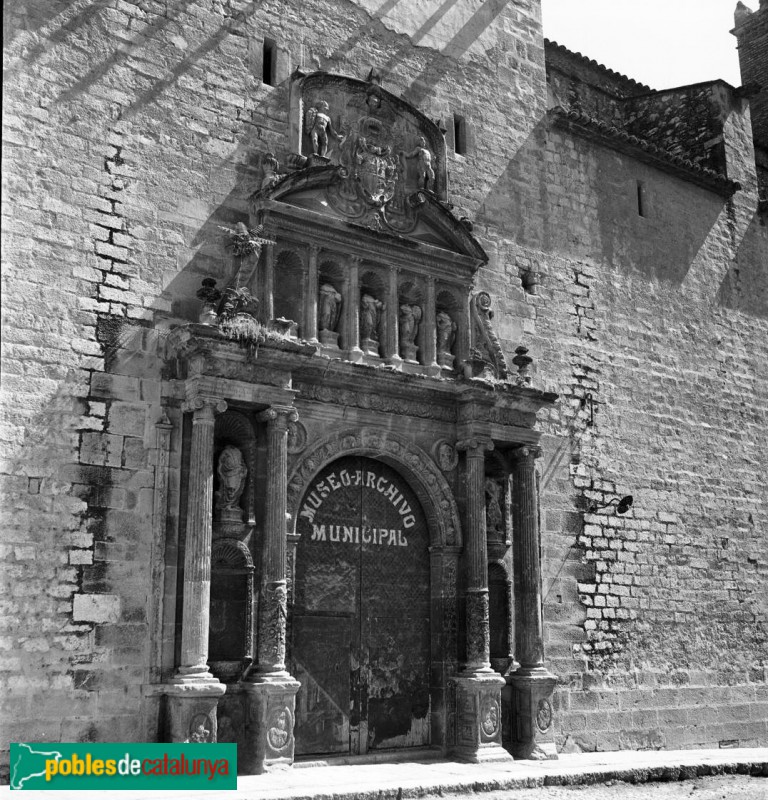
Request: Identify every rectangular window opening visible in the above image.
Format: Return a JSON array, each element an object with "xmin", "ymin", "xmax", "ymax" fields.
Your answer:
[
  {"xmin": 636, "ymin": 180, "xmax": 645, "ymax": 217},
  {"xmin": 453, "ymin": 113, "xmax": 466, "ymax": 155},
  {"xmin": 262, "ymin": 38, "xmax": 276, "ymax": 86}
]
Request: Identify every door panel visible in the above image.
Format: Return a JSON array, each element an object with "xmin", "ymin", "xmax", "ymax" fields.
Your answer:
[{"xmin": 291, "ymin": 456, "xmax": 430, "ymax": 755}]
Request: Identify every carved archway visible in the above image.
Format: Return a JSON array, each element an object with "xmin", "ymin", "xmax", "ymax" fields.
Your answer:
[{"xmin": 287, "ymin": 427, "xmax": 462, "ymax": 548}]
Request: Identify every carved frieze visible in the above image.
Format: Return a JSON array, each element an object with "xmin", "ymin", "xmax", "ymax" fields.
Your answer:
[{"xmin": 295, "ymin": 382, "xmax": 456, "ymax": 422}]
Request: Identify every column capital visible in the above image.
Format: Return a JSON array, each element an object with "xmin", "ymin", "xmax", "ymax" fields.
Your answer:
[
  {"xmin": 510, "ymin": 445, "xmax": 541, "ymax": 463},
  {"xmin": 182, "ymin": 396, "xmax": 228, "ymax": 417},
  {"xmin": 456, "ymin": 437, "xmax": 494, "ymax": 456},
  {"xmin": 258, "ymin": 405, "xmax": 299, "ymax": 428},
  {"xmin": 308, "ymin": 243, "xmax": 320, "ymax": 257},
  {"xmin": 348, "ymin": 255, "xmax": 362, "ymax": 267}
]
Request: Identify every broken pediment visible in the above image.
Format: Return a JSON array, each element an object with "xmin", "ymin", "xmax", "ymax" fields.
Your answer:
[{"xmin": 249, "ymin": 70, "xmax": 483, "ymax": 262}]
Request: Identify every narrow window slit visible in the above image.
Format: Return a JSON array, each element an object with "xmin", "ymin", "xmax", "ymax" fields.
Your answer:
[
  {"xmin": 637, "ymin": 180, "xmax": 645, "ymax": 217},
  {"xmin": 453, "ymin": 114, "xmax": 466, "ymax": 155},
  {"xmin": 263, "ymin": 38, "xmax": 276, "ymax": 86}
]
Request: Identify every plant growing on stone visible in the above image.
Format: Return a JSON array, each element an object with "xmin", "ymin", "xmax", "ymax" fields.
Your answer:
[{"xmin": 219, "ymin": 222, "xmax": 274, "ymax": 257}]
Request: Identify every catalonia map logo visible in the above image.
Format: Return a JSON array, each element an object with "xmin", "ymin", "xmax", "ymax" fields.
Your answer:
[{"xmin": 10, "ymin": 742, "xmax": 237, "ymax": 790}]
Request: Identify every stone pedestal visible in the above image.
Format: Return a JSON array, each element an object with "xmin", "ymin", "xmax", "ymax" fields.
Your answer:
[
  {"xmin": 401, "ymin": 342, "xmax": 418, "ymax": 363},
  {"xmin": 165, "ymin": 681, "xmax": 226, "ymax": 743},
  {"xmin": 361, "ymin": 337, "xmax": 381, "ymax": 357},
  {"xmin": 506, "ymin": 669, "xmax": 558, "ymax": 759},
  {"xmin": 451, "ymin": 673, "xmax": 511, "ymax": 763},
  {"xmin": 319, "ymin": 329, "xmax": 340, "ymax": 348},
  {"xmin": 242, "ymin": 678, "xmax": 301, "ymax": 774}
]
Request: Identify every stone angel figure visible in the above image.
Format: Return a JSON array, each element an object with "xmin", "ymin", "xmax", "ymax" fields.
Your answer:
[
  {"xmin": 402, "ymin": 135, "xmax": 435, "ymax": 192},
  {"xmin": 399, "ymin": 303, "xmax": 422, "ymax": 347},
  {"xmin": 360, "ymin": 293, "xmax": 383, "ymax": 342},
  {"xmin": 305, "ymin": 100, "xmax": 343, "ymax": 158}
]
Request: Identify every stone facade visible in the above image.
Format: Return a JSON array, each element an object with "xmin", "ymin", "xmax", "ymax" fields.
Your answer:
[{"xmin": 2, "ymin": 0, "xmax": 767, "ymax": 779}]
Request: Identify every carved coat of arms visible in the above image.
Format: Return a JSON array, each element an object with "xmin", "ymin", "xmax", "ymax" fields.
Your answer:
[{"xmin": 341, "ymin": 116, "xmax": 398, "ymax": 207}]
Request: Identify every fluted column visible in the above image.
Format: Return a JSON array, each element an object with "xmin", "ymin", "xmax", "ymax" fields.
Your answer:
[
  {"xmin": 456, "ymin": 437, "xmax": 494, "ymax": 673},
  {"xmin": 178, "ymin": 397, "xmax": 227, "ymax": 679},
  {"xmin": 254, "ymin": 405, "xmax": 298, "ymax": 676},
  {"xmin": 343, "ymin": 256, "xmax": 362, "ymax": 360},
  {"xmin": 511, "ymin": 446, "xmax": 544, "ymax": 670},
  {"xmin": 165, "ymin": 396, "xmax": 226, "ymax": 745},
  {"xmin": 305, "ymin": 245, "xmax": 319, "ymax": 344},
  {"xmin": 385, "ymin": 265, "xmax": 402, "ymax": 367}
]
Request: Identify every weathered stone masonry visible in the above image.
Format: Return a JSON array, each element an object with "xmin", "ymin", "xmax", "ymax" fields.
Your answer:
[{"xmin": 2, "ymin": 0, "xmax": 767, "ymax": 779}]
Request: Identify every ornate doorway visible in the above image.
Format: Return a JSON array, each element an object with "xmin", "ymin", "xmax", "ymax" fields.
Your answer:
[{"xmin": 291, "ymin": 456, "xmax": 431, "ymax": 756}]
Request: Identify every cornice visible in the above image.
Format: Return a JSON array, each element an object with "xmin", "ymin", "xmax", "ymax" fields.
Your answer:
[{"xmin": 548, "ymin": 106, "xmax": 742, "ymax": 197}]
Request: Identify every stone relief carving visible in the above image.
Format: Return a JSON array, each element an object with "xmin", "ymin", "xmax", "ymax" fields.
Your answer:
[
  {"xmin": 287, "ymin": 420, "xmax": 308, "ymax": 454},
  {"xmin": 295, "ymin": 383, "xmax": 456, "ymax": 422},
  {"xmin": 480, "ymin": 696, "xmax": 501, "ymax": 739},
  {"xmin": 260, "ymin": 581, "xmax": 288, "ymax": 668},
  {"xmin": 398, "ymin": 303, "xmax": 422, "ymax": 362},
  {"xmin": 434, "ymin": 440, "xmax": 458, "ymax": 472},
  {"xmin": 186, "ymin": 713, "xmax": 214, "ymax": 743},
  {"xmin": 266, "ymin": 706, "xmax": 293, "ymax": 753},
  {"xmin": 536, "ymin": 698, "xmax": 553, "ymax": 733},
  {"xmin": 467, "ymin": 292, "xmax": 510, "ymax": 381},
  {"xmin": 465, "ymin": 590, "xmax": 490, "ymax": 666},
  {"xmin": 485, "ymin": 478, "xmax": 504, "ymax": 542},
  {"xmin": 286, "ymin": 428, "xmax": 461, "ymax": 546},
  {"xmin": 215, "ymin": 445, "xmax": 247, "ymax": 514}
]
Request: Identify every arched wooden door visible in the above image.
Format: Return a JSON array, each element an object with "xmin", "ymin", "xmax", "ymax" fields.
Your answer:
[{"xmin": 290, "ymin": 456, "xmax": 431, "ymax": 756}]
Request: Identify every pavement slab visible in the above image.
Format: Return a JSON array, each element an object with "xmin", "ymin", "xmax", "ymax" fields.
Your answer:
[{"xmin": 3, "ymin": 747, "xmax": 766, "ymax": 800}]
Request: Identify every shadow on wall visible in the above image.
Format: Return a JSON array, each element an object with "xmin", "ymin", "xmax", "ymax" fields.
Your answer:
[
  {"xmin": 477, "ymin": 118, "xmax": 730, "ymax": 287},
  {"xmin": 718, "ymin": 213, "xmax": 768, "ymax": 319}
]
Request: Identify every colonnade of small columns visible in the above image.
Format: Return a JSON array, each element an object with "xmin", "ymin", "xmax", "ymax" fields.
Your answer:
[{"xmin": 261, "ymin": 242, "xmax": 470, "ymax": 372}]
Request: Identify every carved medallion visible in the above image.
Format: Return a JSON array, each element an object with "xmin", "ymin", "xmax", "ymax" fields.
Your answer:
[
  {"xmin": 433, "ymin": 440, "xmax": 458, "ymax": 472},
  {"xmin": 187, "ymin": 713, "xmax": 214, "ymax": 743},
  {"xmin": 480, "ymin": 696, "xmax": 501, "ymax": 738},
  {"xmin": 536, "ymin": 698, "xmax": 553, "ymax": 733},
  {"xmin": 266, "ymin": 706, "xmax": 293, "ymax": 753},
  {"xmin": 287, "ymin": 420, "xmax": 308, "ymax": 454}
]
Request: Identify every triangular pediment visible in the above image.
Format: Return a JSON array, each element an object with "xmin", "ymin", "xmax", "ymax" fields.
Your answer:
[
  {"xmin": 248, "ymin": 71, "xmax": 487, "ymax": 267},
  {"xmin": 253, "ymin": 167, "xmax": 486, "ymax": 265}
]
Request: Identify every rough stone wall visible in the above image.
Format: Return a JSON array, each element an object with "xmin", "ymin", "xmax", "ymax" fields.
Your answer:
[
  {"xmin": 734, "ymin": 0, "xmax": 768, "ymax": 149},
  {"xmin": 1, "ymin": 0, "xmax": 766, "ymax": 775}
]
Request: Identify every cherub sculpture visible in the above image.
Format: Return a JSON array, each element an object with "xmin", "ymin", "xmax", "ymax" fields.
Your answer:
[{"xmin": 305, "ymin": 100, "xmax": 342, "ymax": 157}]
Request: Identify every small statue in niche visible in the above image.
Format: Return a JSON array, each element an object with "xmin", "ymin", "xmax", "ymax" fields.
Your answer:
[
  {"xmin": 215, "ymin": 445, "xmax": 247, "ymax": 513},
  {"xmin": 399, "ymin": 303, "xmax": 422, "ymax": 362},
  {"xmin": 359, "ymin": 293, "xmax": 383, "ymax": 343},
  {"xmin": 436, "ymin": 310, "xmax": 457, "ymax": 367},
  {"xmin": 305, "ymin": 100, "xmax": 342, "ymax": 158},
  {"xmin": 402, "ymin": 136, "xmax": 435, "ymax": 193},
  {"xmin": 318, "ymin": 283, "xmax": 342, "ymax": 332},
  {"xmin": 485, "ymin": 478, "xmax": 504, "ymax": 541}
]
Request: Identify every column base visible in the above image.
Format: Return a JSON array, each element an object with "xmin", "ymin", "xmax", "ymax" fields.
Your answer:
[
  {"xmin": 241, "ymin": 676, "xmax": 301, "ymax": 774},
  {"xmin": 450, "ymin": 672, "xmax": 513, "ymax": 763},
  {"xmin": 505, "ymin": 667, "xmax": 558, "ymax": 760},
  {"xmin": 164, "ymin": 677, "xmax": 226, "ymax": 743}
]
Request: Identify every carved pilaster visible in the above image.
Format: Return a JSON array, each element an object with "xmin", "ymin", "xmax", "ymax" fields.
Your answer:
[
  {"xmin": 385, "ymin": 265, "xmax": 402, "ymax": 367},
  {"xmin": 343, "ymin": 257, "xmax": 363, "ymax": 360},
  {"xmin": 424, "ymin": 276, "xmax": 438, "ymax": 374},
  {"xmin": 507, "ymin": 445, "xmax": 558, "ymax": 760},
  {"xmin": 263, "ymin": 242, "xmax": 275, "ymax": 323},
  {"xmin": 305, "ymin": 245, "xmax": 319, "ymax": 343},
  {"xmin": 254, "ymin": 406, "xmax": 298, "ymax": 677}
]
